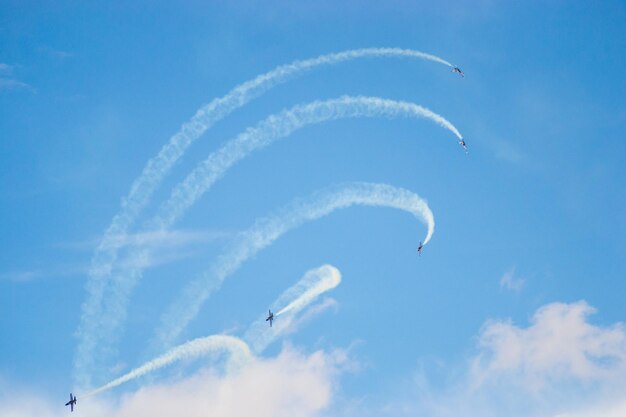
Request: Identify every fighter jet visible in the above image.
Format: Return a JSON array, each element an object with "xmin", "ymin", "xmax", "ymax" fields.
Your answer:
[
  {"xmin": 417, "ymin": 241, "xmax": 423, "ymax": 256},
  {"xmin": 452, "ymin": 66, "xmax": 464, "ymax": 77},
  {"xmin": 459, "ymin": 138, "xmax": 468, "ymax": 154},
  {"xmin": 266, "ymin": 309, "xmax": 274, "ymax": 327},
  {"xmin": 65, "ymin": 393, "xmax": 77, "ymax": 412}
]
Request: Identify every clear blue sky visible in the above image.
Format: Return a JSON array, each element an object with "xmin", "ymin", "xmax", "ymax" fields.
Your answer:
[{"xmin": 1, "ymin": 2, "xmax": 625, "ymax": 416}]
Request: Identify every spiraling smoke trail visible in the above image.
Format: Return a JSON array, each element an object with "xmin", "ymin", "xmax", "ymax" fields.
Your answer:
[
  {"xmin": 78, "ymin": 48, "xmax": 453, "ymax": 383},
  {"xmin": 244, "ymin": 264, "xmax": 342, "ymax": 354},
  {"xmin": 77, "ymin": 95, "xmax": 461, "ymax": 384},
  {"xmin": 83, "ymin": 264, "xmax": 340, "ymax": 397},
  {"xmin": 154, "ymin": 182, "xmax": 433, "ymax": 350},
  {"xmin": 82, "ymin": 335, "xmax": 251, "ymax": 397}
]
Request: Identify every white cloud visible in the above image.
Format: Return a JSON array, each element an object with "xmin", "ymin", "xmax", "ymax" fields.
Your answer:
[
  {"xmin": 499, "ymin": 266, "xmax": 525, "ymax": 291},
  {"xmin": 472, "ymin": 301, "xmax": 626, "ymax": 388},
  {"xmin": 346, "ymin": 301, "xmax": 626, "ymax": 417},
  {"xmin": 0, "ymin": 346, "xmax": 344, "ymax": 417}
]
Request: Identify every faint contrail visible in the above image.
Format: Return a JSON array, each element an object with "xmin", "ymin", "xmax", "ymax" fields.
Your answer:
[
  {"xmin": 82, "ymin": 335, "xmax": 251, "ymax": 397},
  {"xmin": 77, "ymin": 95, "xmax": 461, "ymax": 383},
  {"xmin": 244, "ymin": 264, "xmax": 342, "ymax": 354},
  {"xmin": 154, "ymin": 182, "xmax": 434, "ymax": 350},
  {"xmin": 76, "ymin": 48, "xmax": 455, "ymax": 384}
]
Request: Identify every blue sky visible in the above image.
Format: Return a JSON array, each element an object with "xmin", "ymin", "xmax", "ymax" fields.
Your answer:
[{"xmin": 1, "ymin": 1, "xmax": 625, "ymax": 416}]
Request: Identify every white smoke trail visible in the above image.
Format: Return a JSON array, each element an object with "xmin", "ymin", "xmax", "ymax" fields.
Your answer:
[
  {"xmin": 244, "ymin": 264, "xmax": 342, "ymax": 354},
  {"xmin": 154, "ymin": 182, "xmax": 433, "ymax": 350},
  {"xmin": 82, "ymin": 335, "xmax": 251, "ymax": 397},
  {"xmin": 77, "ymin": 95, "xmax": 461, "ymax": 383},
  {"xmin": 152, "ymin": 95, "xmax": 460, "ymax": 231},
  {"xmin": 83, "ymin": 264, "xmax": 340, "ymax": 397},
  {"xmin": 78, "ymin": 48, "xmax": 453, "ymax": 383},
  {"xmin": 275, "ymin": 266, "xmax": 341, "ymax": 317}
]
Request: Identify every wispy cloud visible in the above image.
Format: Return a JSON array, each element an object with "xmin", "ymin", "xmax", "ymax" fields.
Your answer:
[
  {"xmin": 2, "ymin": 230, "xmax": 228, "ymax": 284},
  {"xmin": 58, "ymin": 229, "xmax": 232, "ymax": 252},
  {"xmin": 39, "ymin": 46, "xmax": 73, "ymax": 59},
  {"xmin": 499, "ymin": 266, "xmax": 525, "ymax": 291},
  {"xmin": 492, "ymin": 139, "xmax": 528, "ymax": 165},
  {"xmin": 0, "ymin": 63, "xmax": 15, "ymax": 74},
  {"xmin": 0, "ymin": 78, "xmax": 35, "ymax": 92},
  {"xmin": 0, "ymin": 270, "xmax": 44, "ymax": 283}
]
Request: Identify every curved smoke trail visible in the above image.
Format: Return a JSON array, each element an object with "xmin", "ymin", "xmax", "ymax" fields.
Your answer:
[
  {"xmin": 154, "ymin": 182, "xmax": 433, "ymax": 350},
  {"xmin": 75, "ymin": 48, "xmax": 452, "ymax": 374},
  {"xmin": 244, "ymin": 264, "xmax": 342, "ymax": 354},
  {"xmin": 275, "ymin": 265, "xmax": 341, "ymax": 317},
  {"xmin": 83, "ymin": 335, "xmax": 251, "ymax": 397},
  {"xmin": 83, "ymin": 264, "xmax": 340, "ymax": 397},
  {"xmin": 78, "ymin": 95, "xmax": 461, "ymax": 383},
  {"xmin": 153, "ymin": 95, "xmax": 460, "ymax": 230},
  {"xmin": 77, "ymin": 48, "xmax": 454, "ymax": 383}
]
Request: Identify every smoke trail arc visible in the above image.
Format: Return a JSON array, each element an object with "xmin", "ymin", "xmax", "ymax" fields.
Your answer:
[
  {"xmin": 274, "ymin": 265, "xmax": 341, "ymax": 317},
  {"xmin": 77, "ymin": 95, "xmax": 461, "ymax": 384},
  {"xmin": 83, "ymin": 335, "xmax": 252, "ymax": 397},
  {"xmin": 84, "ymin": 264, "xmax": 341, "ymax": 396},
  {"xmin": 153, "ymin": 95, "xmax": 460, "ymax": 231},
  {"xmin": 80, "ymin": 48, "xmax": 453, "ymax": 365},
  {"xmin": 154, "ymin": 182, "xmax": 434, "ymax": 350},
  {"xmin": 244, "ymin": 264, "xmax": 342, "ymax": 354},
  {"xmin": 76, "ymin": 48, "xmax": 456, "ymax": 384}
]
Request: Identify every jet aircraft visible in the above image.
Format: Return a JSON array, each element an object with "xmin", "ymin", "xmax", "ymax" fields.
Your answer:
[
  {"xmin": 417, "ymin": 241, "xmax": 423, "ymax": 256},
  {"xmin": 266, "ymin": 309, "xmax": 274, "ymax": 327},
  {"xmin": 452, "ymin": 66, "xmax": 465, "ymax": 77},
  {"xmin": 65, "ymin": 393, "xmax": 77, "ymax": 412},
  {"xmin": 459, "ymin": 138, "xmax": 468, "ymax": 153}
]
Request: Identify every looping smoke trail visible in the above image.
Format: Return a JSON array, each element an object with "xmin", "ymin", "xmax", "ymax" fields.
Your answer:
[
  {"xmin": 77, "ymin": 95, "xmax": 460, "ymax": 384},
  {"xmin": 83, "ymin": 335, "xmax": 252, "ymax": 397},
  {"xmin": 244, "ymin": 264, "xmax": 342, "ymax": 354},
  {"xmin": 154, "ymin": 182, "xmax": 434, "ymax": 350}
]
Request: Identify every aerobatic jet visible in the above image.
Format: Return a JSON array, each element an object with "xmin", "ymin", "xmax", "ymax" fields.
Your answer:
[
  {"xmin": 65, "ymin": 393, "xmax": 77, "ymax": 412},
  {"xmin": 417, "ymin": 241, "xmax": 423, "ymax": 256},
  {"xmin": 452, "ymin": 66, "xmax": 464, "ymax": 77},
  {"xmin": 459, "ymin": 138, "xmax": 468, "ymax": 153},
  {"xmin": 266, "ymin": 309, "xmax": 274, "ymax": 327}
]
